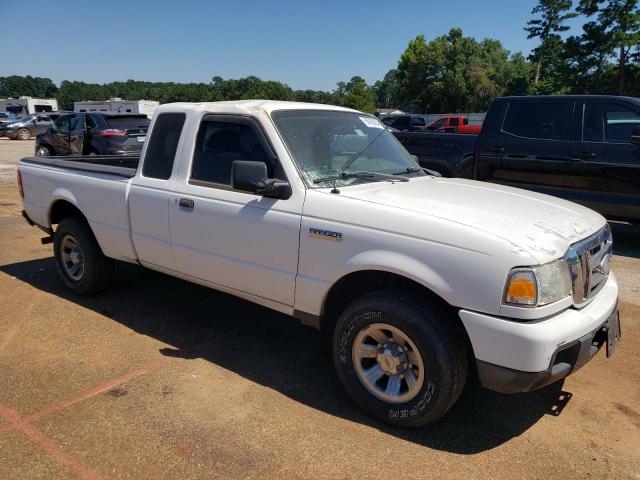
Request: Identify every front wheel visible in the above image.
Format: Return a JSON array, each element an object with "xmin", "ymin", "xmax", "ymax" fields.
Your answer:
[
  {"xmin": 17, "ymin": 128, "xmax": 31, "ymax": 140},
  {"xmin": 53, "ymin": 216, "xmax": 114, "ymax": 295},
  {"xmin": 333, "ymin": 290, "xmax": 467, "ymax": 427},
  {"xmin": 36, "ymin": 144, "xmax": 52, "ymax": 156}
]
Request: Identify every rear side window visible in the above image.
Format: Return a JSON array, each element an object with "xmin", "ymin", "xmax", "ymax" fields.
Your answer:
[
  {"xmin": 450, "ymin": 117, "xmax": 460, "ymax": 127},
  {"xmin": 502, "ymin": 102, "xmax": 572, "ymax": 140},
  {"xmin": 584, "ymin": 103, "xmax": 640, "ymax": 143},
  {"xmin": 105, "ymin": 116, "xmax": 150, "ymax": 130},
  {"xmin": 142, "ymin": 113, "xmax": 186, "ymax": 180},
  {"xmin": 191, "ymin": 120, "xmax": 275, "ymax": 186},
  {"xmin": 411, "ymin": 116, "xmax": 425, "ymax": 126}
]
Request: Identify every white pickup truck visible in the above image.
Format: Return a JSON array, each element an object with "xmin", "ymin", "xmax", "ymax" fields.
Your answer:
[{"xmin": 18, "ymin": 101, "xmax": 621, "ymax": 427}]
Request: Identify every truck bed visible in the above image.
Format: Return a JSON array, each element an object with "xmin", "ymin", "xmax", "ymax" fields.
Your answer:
[
  {"xmin": 393, "ymin": 131, "xmax": 477, "ymax": 178},
  {"xmin": 21, "ymin": 155, "xmax": 140, "ymax": 178},
  {"xmin": 19, "ymin": 154, "xmax": 141, "ymax": 263}
]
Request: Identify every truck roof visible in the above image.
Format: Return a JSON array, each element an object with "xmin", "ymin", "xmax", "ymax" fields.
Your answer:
[
  {"xmin": 498, "ymin": 95, "xmax": 640, "ymax": 105},
  {"xmin": 153, "ymin": 100, "xmax": 360, "ymax": 116}
]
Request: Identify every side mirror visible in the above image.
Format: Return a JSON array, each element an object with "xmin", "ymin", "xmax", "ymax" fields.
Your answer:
[
  {"xmin": 631, "ymin": 127, "xmax": 640, "ymax": 145},
  {"xmin": 231, "ymin": 161, "xmax": 291, "ymax": 199}
]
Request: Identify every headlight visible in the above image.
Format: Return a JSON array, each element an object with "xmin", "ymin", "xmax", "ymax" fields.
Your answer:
[{"xmin": 504, "ymin": 259, "xmax": 572, "ymax": 307}]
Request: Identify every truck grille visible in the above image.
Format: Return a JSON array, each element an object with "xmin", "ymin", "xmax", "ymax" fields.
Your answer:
[{"xmin": 565, "ymin": 225, "xmax": 612, "ymax": 307}]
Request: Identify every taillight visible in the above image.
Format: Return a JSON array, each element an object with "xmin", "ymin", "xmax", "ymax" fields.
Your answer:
[
  {"xmin": 99, "ymin": 129, "xmax": 128, "ymax": 137},
  {"xmin": 17, "ymin": 170, "xmax": 24, "ymax": 198}
]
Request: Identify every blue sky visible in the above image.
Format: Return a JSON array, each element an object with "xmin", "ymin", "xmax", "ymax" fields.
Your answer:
[{"xmin": 0, "ymin": 0, "xmax": 587, "ymax": 91}]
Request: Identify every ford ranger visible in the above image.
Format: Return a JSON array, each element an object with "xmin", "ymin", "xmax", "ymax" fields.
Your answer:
[{"xmin": 18, "ymin": 100, "xmax": 621, "ymax": 427}]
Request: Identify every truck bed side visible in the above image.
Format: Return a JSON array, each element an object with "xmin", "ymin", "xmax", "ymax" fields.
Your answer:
[
  {"xmin": 19, "ymin": 156, "xmax": 139, "ymax": 262},
  {"xmin": 393, "ymin": 131, "xmax": 477, "ymax": 177}
]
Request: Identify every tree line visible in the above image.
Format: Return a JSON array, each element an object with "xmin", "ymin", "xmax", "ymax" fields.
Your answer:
[{"xmin": 0, "ymin": 0, "xmax": 637, "ymax": 114}]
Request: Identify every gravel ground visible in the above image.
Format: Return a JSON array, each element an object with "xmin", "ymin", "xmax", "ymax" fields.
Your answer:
[{"xmin": 0, "ymin": 137, "xmax": 639, "ymax": 479}]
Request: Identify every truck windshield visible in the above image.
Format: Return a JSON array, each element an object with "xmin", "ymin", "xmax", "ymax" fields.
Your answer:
[{"xmin": 271, "ymin": 110, "xmax": 423, "ymax": 188}]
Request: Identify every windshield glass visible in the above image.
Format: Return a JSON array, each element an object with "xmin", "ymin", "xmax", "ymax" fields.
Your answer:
[{"xmin": 271, "ymin": 110, "xmax": 423, "ymax": 187}]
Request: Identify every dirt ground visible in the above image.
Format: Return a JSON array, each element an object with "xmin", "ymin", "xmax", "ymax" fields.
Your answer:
[{"xmin": 0, "ymin": 137, "xmax": 639, "ymax": 479}]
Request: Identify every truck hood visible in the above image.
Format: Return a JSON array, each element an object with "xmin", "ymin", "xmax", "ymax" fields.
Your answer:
[{"xmin": 338, "ymin": 177, "xmax": 605, "ymax": 262}]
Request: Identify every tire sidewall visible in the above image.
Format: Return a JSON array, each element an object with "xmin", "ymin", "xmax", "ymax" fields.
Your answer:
[
  {"xmin": 37, "ymin": 145, "xmax": 52, "ymax": 156},
  {"xmin": 53, "ymin": 218, "xmax": 99, "ymax": 294},
  {"xmin": 333, "ymin": 294, "xmax": 461, "ymax": 426}
]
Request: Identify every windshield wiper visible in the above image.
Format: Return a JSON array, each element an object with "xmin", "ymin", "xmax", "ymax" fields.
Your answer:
[
  {"xmin": 313, "ymin": 171, "xmax": 409, "ymax": 185},
  {"xmin": 338, "ymin": 127, "xmax": 389, "ymax": 177},
  {"xmin": 392, "ymin": 167, "xmax": 423, "ymax": 175}
]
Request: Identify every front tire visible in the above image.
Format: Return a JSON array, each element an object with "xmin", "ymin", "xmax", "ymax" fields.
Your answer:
[
  {"xmin": 53, "ymin": 216, "xmax": 114, "ymax": 295},
  {"xmin": 17, "ymin": 128, "xmax": 31, "ymax": 140},
  {"xmin": 36, "ymin": 144, "xmax": 52, "ymax": 156},
  {"xmin": 332, "ymin": 290, "xmax": 467, "ymax": 427}
]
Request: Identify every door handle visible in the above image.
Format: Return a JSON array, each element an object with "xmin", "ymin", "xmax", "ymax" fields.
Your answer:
[
  {"xmin": 178, "ymin": 198, "xmax": 194, "ymax": 209},
  {"xmin": 490, "ymin": 146, "xmax": 504, "ymax": 154},
  {"xmin": 570, "ymin": 152, "xmax": 597, "ymax": 161}
]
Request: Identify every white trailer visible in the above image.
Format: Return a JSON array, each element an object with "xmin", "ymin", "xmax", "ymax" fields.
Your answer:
[
  {"xmin": 0, "ymin": 97, "xmax": 58, "ymax": 115},
  {"xmin": 74, "ymin": 98, "xmax": 159, "ymax": 118}
]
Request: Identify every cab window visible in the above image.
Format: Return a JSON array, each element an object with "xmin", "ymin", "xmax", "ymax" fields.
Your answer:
[
  {"xmin": 584, "ymin": 103, "xmax": 640, "ymax": 143},
  {"xmin": 191, "ymin": 119, "xmax": 276, "ymax": 187},
  {"xmin": 502, "ymin": 102, "xmax": 572, "ymax": 140}
]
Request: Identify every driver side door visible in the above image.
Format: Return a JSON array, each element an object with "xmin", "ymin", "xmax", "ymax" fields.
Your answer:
[
  {"xmin": 68, "ymin": 114, "xmax": 87, "ymax": 156},
  {"xmin": 169, "ymin": 114, "xmax": 303, "ymax": 307},
  {"xmin": 50, "ymin": 114, "xmax": 73, "ymax": 155}
]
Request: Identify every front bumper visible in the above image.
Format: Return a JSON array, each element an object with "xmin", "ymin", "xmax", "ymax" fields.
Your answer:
[{"xmin": 460, "ymin": 273, "xmax": 619, "ymax": 393}]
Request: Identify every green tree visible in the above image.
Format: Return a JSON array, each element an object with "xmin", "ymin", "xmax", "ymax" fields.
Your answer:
[
  {"xmin": 577, "ymin": 0, "xmax": 640, "ymax": 94},
  {"xmin": 373, "ymin": 69, "xmax": 400, "ymax": 108},
  {"xmin": 395, "ymin": 29, "xmax": 529, "ymax": 113},
  {"xmin": 0, "ymin": 75, "xmax": 58, "ymax": 98},
  {"xmin": 525, "ymin": 0, "xmax": 577, "ymax": 90},
  {"xmin": 336, "ymin": 76, "xmax": 376, "ymax": 113}
]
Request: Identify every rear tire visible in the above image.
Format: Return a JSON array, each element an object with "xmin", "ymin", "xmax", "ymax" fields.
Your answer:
[
  {"xmin": 17, "ymin": 128, "xmax": 31, "ymax": 140},
  {"xmin": 53, "ymin": 216, "xmax": 114, "ymax": 295},
  {"xmin": 332, "ymin": 290, "xmax": 467, "ymax": 427}
]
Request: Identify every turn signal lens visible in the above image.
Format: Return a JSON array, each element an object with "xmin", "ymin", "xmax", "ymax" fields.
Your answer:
[{"xmin": 505, "ymin": 271, "xmax": 537, "ymax": 306}]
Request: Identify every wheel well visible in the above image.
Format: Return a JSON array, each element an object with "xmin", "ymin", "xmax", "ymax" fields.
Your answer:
[
  {"xmin": 321, "ymin": 270, "xmax": 478, "ymax": 379},
  {"xmin": 38, "ymin": 142, "xmax": 54, "ymax": 153},
  {"xmin": 49, "ymin": 200, "xmax": 86, "ymax": 227}
]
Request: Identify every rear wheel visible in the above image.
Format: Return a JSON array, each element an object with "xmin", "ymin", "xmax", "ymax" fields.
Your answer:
[
  {"xmin": 332, "ymin": 290, "xmax": 467, "ymax": 427},
  {"xmin": 53, "ymin": 216, "xmax": 114, "ymax": 295},
  {"xmin": 17, "ymin": 128, "xmax": 31, "ymax": 140}
]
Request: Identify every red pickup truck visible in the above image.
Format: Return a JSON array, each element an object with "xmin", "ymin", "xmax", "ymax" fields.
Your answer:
[{"xmin": 426, "ymin": 115, "xmax": 481, "ymax": 134}]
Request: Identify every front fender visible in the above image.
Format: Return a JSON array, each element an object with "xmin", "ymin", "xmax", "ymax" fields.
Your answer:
[{"xmin": 342, "ymin": 250, "xmax": 455, "ymax": 303}]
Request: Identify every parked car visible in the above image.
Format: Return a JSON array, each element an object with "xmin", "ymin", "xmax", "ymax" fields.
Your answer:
[
  {"xmin": 18, "ymin": 101, "xmax": 620, "ymax": 428},
  {"xmin": 425, "ymin": 115, "xmax": 482, "ymax": 134},
  {"xmin": 395, "ymin": 95, "xmax": 640, "ymax": 225},
  {"xmin": 0, "ymin": 113, "xmax": 17, "ymax": 123},
  {"xmin": 0, "ymin": 112, "xmax": 67, "ymax": 140},
  {"xmin": 0, "ymin": 114, "xmax": 39, "ymax": 140},
  {"xmin": 35, "ymin": 112, "xmax": 150, "ymax": 156},
  {"xmin": 381, "ymin": 114, "xmax": 428, "ymax": 131}
]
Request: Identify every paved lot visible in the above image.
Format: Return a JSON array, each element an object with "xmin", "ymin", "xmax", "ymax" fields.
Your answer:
[{"xmin": 0, "ymin": 137, "xmax": 639, "ymax": 479}]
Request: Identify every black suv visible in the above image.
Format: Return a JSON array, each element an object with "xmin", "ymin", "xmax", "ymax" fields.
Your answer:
[
  {"xmin": 381, "ymin": 114, "xmax": 427, "ymax": 131},
  {"xmin": 35, "ymin": 112, "xmax": 150, "ymax": 156}
]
